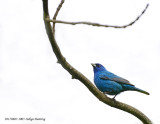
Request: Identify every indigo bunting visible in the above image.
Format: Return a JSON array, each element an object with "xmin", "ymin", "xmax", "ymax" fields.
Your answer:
[{"xmin": 91, "ymin": 63, "xmax": 149, "ymax": 99}]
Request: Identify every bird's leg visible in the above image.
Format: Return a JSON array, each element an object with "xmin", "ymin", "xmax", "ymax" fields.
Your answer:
[
  {"xmin": 112, "ymin": 95, "xmax": 117, "ymax": 101},
  {"xmin": 103, "ymin": 92, "xmax": 117, "ymax": 102}
]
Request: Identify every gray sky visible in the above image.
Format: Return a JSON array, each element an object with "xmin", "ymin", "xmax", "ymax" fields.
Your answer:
[{"xmin": 0, "ymin": 0, "xmax": 160, "ymax": 123}]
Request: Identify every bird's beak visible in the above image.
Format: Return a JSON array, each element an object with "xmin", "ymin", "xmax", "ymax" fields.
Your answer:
[{"xmin": 91, "ymin": 63, "xmax": 96, "ymax": 67}]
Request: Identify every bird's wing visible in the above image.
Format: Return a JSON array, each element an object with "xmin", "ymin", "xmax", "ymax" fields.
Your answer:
[{"xmin": 100, "ymin": 75, "xmax": 134, "ymax": 86}]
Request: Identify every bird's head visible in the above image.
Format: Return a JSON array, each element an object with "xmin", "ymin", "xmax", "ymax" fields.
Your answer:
[{"xmin": 91, "ymin": 63, "xmax": 106, "ymax": 73}]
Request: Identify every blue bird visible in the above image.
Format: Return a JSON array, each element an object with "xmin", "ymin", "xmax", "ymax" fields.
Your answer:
[{"xmin": 91, "ymin": 63, "xmax": 149, "ymax": 99}]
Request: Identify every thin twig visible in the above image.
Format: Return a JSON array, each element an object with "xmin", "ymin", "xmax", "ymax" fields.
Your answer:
[
  {"xmin": 53, "ymin": 0, "xmax": 65, "ymax": 33},
  {"xmin": 42, "ymin": 0, "xmax": 152, "ymax": 123},
  {"xmin": 48, "ymin": 4, "xmax": 149, "ymax": 28},
  {"xmin": 53, "ymin": 0, "xmax": 65, "ymax": 20}
]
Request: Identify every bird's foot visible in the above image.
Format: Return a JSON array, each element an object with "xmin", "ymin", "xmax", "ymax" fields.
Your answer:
[
  {"xmin": 103, "ymin": 92, "xmax": 109, "ymax": 94},
  {"xmin": 112, "ymin": 95, "xmax": 117, "ymax": 99},
  {"xmin": 112, "ymin": 95, "xmax": 117, "ymax": 103}
]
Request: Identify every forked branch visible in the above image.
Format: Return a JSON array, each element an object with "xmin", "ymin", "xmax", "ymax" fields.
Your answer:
[{"xmin": 42, "ymin": 0, "xmax": 152, "ymax": 123}]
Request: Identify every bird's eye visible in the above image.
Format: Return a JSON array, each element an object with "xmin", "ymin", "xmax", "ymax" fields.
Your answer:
[{"xmin": 96, "ymin": 64, "xmax": 101, "ymax": 67}]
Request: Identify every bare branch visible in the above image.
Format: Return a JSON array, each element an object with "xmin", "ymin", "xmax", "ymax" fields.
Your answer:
[
  {"xmin": 53, "ymin": 0, "xmax": 65, "ymax": 20},
  {"xmin": 53, "ymin": 0, "xmax": 65, "ymax": 33},
  {"xmin": 42, "ymin": 0, "xmax": 152, "ymax": 124},
  {"xmin": 48, "ymin": 4, "xmax": 149, "ymax": 28}
]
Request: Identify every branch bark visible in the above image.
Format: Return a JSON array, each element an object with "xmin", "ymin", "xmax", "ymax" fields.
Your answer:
[
  {"xmin": 42, "ymin": 0, "xmax": 152, "ymax": 123},
  {"xmin": 47, "ymin": 4, "xmax": 149, "ymax": 29}
]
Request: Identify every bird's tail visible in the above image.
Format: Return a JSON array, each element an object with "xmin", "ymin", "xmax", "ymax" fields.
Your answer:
[
  {"xmin": 123, "ymin": 85, "xmax": 150, "ymax": 95},
  {"xmin": 134, "ymin": 87, "xmax": 150, "ymax": 95}
]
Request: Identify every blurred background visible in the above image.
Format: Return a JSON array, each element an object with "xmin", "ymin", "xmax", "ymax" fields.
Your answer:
[{"xmin": 0, "ymin": 0, "xmax": 160, "ymax": 123}]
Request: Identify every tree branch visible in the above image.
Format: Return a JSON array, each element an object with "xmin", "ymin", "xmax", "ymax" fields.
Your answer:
[
  {"xmin": 52, "ymin": 0, "xmax": 65, "ymax": 33},
  {"xmin": 42, "ymin": 0, "xmax": 152, "ymax": 123},
  {"xmin": 47, "ymin": 4, "xmax": 149, "ymax": 29}
]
